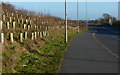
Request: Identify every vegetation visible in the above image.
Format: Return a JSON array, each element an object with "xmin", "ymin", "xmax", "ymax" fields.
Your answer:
[
  {"xmin": 88, "ymin": 13, "xmax": 120, "ymax": 29},
  {"xmin": 1, "ymin": 3, "xmax": 87, "ymax": 73}
]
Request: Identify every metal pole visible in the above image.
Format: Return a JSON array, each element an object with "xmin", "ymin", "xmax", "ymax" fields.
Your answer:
[
  {"xmin": 65, "ymin": 0, "xmax": 68, "ymax": 43},
  {"xmin": 77, "ymin": 0, "xmax": 79, "ymax": 33},
  {"xmin": 86, "ymin": 0, "xmax": 88, "ymax": 30}
]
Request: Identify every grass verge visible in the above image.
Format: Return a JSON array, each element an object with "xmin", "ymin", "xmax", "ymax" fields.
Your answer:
[{"xmin": 2, "ymin": 28, "xmax": 86, "ymax": 73}]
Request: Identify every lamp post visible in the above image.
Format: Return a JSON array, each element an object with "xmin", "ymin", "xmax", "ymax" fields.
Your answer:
[
  {"xmin": 65, "ymin": 0, "xmax": 68, "ymax": 43},
  {"xmin": 77, "ymin": 0, "xmax": 79, "ymax": 33},
  {"xmin": 86, "ymin": 0, "xmax": 88, "ymax": 30}
]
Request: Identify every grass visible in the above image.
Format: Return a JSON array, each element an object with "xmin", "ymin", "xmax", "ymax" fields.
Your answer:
[{"xmin": 2, "ymin": 28, "xmax": 87, "ymax": 73}]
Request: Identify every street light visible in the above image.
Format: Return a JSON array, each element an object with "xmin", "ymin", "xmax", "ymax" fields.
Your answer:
[
  {"xmin": 65, "ymin": 0, "xmax": 68, "ymax": 43},
  {"xmin": 77, "ymin": 0, "xmax": 79, "ymax": 33},
  {"xmin": 86, "ymin": 0, "xmax": 88, "ymax": 30}
]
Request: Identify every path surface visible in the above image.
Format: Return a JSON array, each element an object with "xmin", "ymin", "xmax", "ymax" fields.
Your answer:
[{"xmin": 60, "ymin": 27, "xmax": 119, "ymax": 73}]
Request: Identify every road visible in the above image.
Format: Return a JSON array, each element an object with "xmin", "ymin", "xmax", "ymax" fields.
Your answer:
[{"xmin": 60, "ymin": 26, "xmax": 119, "ymax": 73}]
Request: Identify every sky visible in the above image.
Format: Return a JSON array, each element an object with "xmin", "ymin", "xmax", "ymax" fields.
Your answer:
[{"xmin": 8, "ymin": 2, "xmax": 118, "ymax": 20}]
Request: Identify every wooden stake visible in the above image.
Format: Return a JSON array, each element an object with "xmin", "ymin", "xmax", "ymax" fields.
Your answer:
[
  {"xmin": 10, "ymin": 17, "xmax": 12, "ymax": 23},
  {"xmin": 40, "ymin": 32, "xmax": 42, "ymax": 38},
  {"xmin": 0, "ymin": 21, "xmax": 3, "ymax": 30},
  {"xmin": 37, "ymin": 32, "xmax": 39, "ymax": 37},
  {"xmin": 35, "ymin": 32, "xmax": 37, "ymax": 39},
  {"xmin": 10, "ymin": 33, "xmax": 14, "ymax": 42},
  {"xmin": 31, "ymin": 33, "xmax": 34, "ymax": 40},
  {"xmin": 20, "ymin": 33, "xmax": 23, "ymax": 42},
  {"xmin": 1, "ymin": 33, "xmax": 4, "ymax": 44},
  {"xmin": 25, "ymin": 32, "xmax": 27, "ymax": 39},
  {"xmin": 13, "ymin": 22, "xmax": 15, "ymax": 29},
  {"xmin": 7, "ymin": 22, "xmax": 9, "ymax": 29},
  {"xmin": 28, "ymin": 25, "xmax": 30, "ymax": 30},
  {"xmin": 24, "ymin": 24, "xmax": 26, "ymax": 29}
]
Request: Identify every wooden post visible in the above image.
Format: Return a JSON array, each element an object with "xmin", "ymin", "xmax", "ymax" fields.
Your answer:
[
  {"xmin": 7, "ymin": 22, "xmax": 9, "ymax": 29},
  {"xmin": 11, "ymin": 13, "xmax": 14, "ymax": 17},
  {"xmin": 44, "ymin": 31, "xmax": 46, "ymax": 36},
  {"xmin": 37, "ymin": 32, "xmax": 39, "ymax": 37},
  {"xmin": 42, "ymin": 22, "xmax": 44, "ymax": 25},
  {"xmin": 20, "ymin": 33, "xmax": 23, "ymax": 42},
  {"xmin": 10, "ymin": 33, "xmax": 14, "ymax": 42},
  {"xmin": 47, "ymin": 31, "xmax": 49, "ymax": 36},
  {"xmin": 10, "ymin": 17, "xmax": 12, "ymax": 23},
  {"xmin": 26, "ymin": 19, "xmax": 28, "ymax": 24},
  {"xmin": 40, "ymin": 26, "xmax": 41, "ymax": 29},
  {"xmin": 40, "ymin": 32, "xmax": 42, "ymax": 38},
  {"xmin": 22, "ymin": 19, "xmax": 24, "ymax": 24},
  {"xmin": 13, "ymin": 22, "xmax": 15, "ymax": 29},
  {"xmin": 0, "ymin": 21, "xmax": 3, "ymax": 30},
  {"xmin": 35, "ymin": 32, "xmax": 37, "ymax": 39},
  {"xmin": 45, "ymin": 27, "xmax": 47, "ymax": 30},
  {"xmin": 25, "ymin": 32, "xmax": 27, "ymax": 39},
  {"xmin": 1, "ymin": 33, "xmax": 4, "ymax": 44},
  {"xmin": 35, "ymin": 25, "xmax": 36, "ymax": 30},
  {"xmin": 28, "ymin": 25, "xmax": 30, "ymax": 30},
  {"xmin": 3, "ymin": 15, "xmax": 5, "ymax": 21},
  {"xmin": 30, "ymin": 25, "xmax": 32, "ymax": 29},
  {"xmin": 37, "ymin": 26, "xmax": 38, "ymax": 30},
  {"xmin": 31, "ymin": 33, "xmax": 34, "ymax": 40},
  {"xmin": 24, "ymin": 24, "xmax": 26, "ymax": 29},
  {"xmin": 30, "ymin": 20, "xmax": 32, "ymax": 25},
  {"xmin": 18, "ymin": 19, "xmax": 20, "ymax": 24},
  {"xmin": 16, "ymin": 14, "xmax": 19, "ymax": 18},
  {"xmin": 42, "ymin": 31, "xmax": 44, "ymax": 36}
]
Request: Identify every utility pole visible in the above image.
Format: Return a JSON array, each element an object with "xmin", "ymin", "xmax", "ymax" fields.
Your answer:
[
  {"xmin": 65, "ymin": 0, "xmax": 68, "ymax": 43},
  {"xmin": 77, "ymin": 0, "xmax": 79, "ymax": 33}
]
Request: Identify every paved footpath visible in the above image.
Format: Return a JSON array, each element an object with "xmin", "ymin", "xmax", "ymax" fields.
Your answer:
[{"xmin": 60, "ymin": 29, "xmax": 119, "ymax": 73}]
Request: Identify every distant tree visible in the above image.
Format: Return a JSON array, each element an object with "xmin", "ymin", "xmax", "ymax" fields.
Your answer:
[
  {"xmin": 103, "ymin": 13, "xmax": 112, "ymax": 20},
  {"xmin": 112, "ymin": 17, "xmax": 117, "ymax": 23}
]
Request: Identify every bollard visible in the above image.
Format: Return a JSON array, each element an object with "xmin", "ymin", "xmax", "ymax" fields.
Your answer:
[
  {"xmin": 7, "ymin": 22, "xmax": 9, "ymax": 29},
  {"xmin": 25, "ymin": 32, "xmax": 27, "ymax": 39},
  {"xmin": 20, "ymin": 33, "xmax": 23, "ymax": 42},
  {"xmin": 1, "ymin": 33, "xmax": 4, "ymax": 44},
  {"xmin": 10, "ymin": 33, "xmax": 14, "ymax": 42}
]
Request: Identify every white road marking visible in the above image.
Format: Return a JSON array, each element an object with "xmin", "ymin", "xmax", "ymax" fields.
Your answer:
[{"xmin": 92, "ymin": 32, "xmax": 120, "ymax": 59}]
